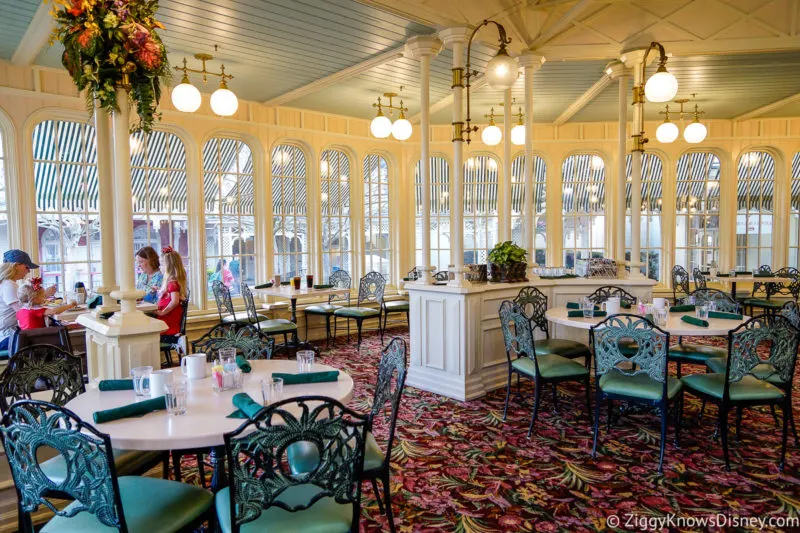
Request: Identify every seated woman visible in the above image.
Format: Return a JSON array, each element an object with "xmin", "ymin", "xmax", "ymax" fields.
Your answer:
[
  {"xmin": 135, "ymin": 246, "xmax": 163, "ymax": 304},
  {"xmin": 16, "ymin": 277, "xmax": 76, "ymax": 330},
  {"xmin": 154, "ymin": 246, "xmax": 187, "ymax": 344}
]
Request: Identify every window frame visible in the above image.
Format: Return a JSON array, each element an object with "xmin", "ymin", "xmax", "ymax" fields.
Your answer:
[
  {"xmin": 463, "ymin": 155, "xmax": 499, "ymax": 266},
  {"xmin": 625, "ymin": 153, "xmax": 664, "ymax": 281},
  {"xmin": 319, "ymin": 149, "xmax": 352, "ymax": 279},
  {"xmin": 735, "ymin": 150, "xmax": 774, "ymax": 271},
  {"xmin": 271, "ymin": 144, "xmax": 309, "ymax": 280},
  {"xmin": 561, "ymin": 153, "xmax": 606, "ymax": 269},
  {"xmin": 415, "ymin": 156, "xmax": 451, "ymax": 270},
  {"xmin": 675, "ymin": 151, "xmax": 721, "ymax": 273},
  {"xmin": 363, "ymin": 153, "xmax": 392, "ymax": 280},
  {"xmin": 511, "ymin": 154, "xmax": 546, "ymax": 266}
]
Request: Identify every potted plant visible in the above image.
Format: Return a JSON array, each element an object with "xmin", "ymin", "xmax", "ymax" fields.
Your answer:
[{"xmin": 488, "ymin": 241, "xmax": 528, "ymax": 282}]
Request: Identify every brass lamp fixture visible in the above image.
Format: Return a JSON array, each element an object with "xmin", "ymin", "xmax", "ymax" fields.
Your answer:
[
  {"xmin": 482, "ymin": 107, "xmax": 502, "ymax": 145},
  {"xmin": 655, "ymin": 95, "xmax": 707, "ymax": 144},
  {"xmin": 171, "ymin": 48, "xmax": 238, "ymax": 117},
  {"xmin": 630, "ymin": 41, "xmax": 679, "ymax": 152},
  {"xmin": 510, "ymin": 105, "xmax": 525, "ymax": 146},
  {"xmin": 370, "ymin": 89, "xmax": 412, "ymax": 140},
  {"xmin": 453, "ymin": 20, "xmax": 519, "ymax": 143}
]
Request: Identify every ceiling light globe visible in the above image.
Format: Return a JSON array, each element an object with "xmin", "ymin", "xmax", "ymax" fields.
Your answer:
[
  {"xmin": 655, "ymin": 121, "xmax": 679, "ymax": 143},
  {"xmin": 511, "ymin": 124, "xmax": 525, "ymax": 146},
  {"xmin": 683, "ymin": 121, "xmax": 707, "ymax": 144},
  {"xmin": 481, "ymin": 124, "xmax": 502, "ymax": 146},
  {"xmin": 391, "ymin": 118, "xmax": 412, "ymax": 140},
  {"xmin": 171, "ymin": 82, "xmax": 201, "ymax": 113},
  {"xmin": 370, "ymin": 115, "xmax": 392, "ymax": 138},
  {"xmin": 486, "ymin": 51, "xmax": 519, "ymax": 90},
  {"xmin": 644, "ymin": 70, "xmax": 678, "ymax": 103},
  {"xmin": 210, "ymin": 87, "xmax": 239, "ymax": 116}
]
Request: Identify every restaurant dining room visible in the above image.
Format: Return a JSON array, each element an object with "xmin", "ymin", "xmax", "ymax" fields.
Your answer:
[{"xmin": 0, "ymin": 0, "xmax": 800, "ymax": 531}]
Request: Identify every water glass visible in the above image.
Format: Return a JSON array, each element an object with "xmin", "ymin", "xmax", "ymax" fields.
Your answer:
[
  {"xmin": 654, "ymin": 308, "xmax": 668, "ymax": 327},
  {"xmin": 218, "ymin": 347, "xmax": 237, "ymax": 364},
  {"xmin": 581, "ymin": 298, "xmax": 594, "ymax": 319},
  {"xmin": 131, "ymin": 366, "xmax": 152, "ymax": 397},
  {"xmin": 296, "ymin": 350, "xmax": 315, "ymax": 373},
  {"xmin": 261, "ymin": 377, "xmax": 284, "ymax": 405},
  {"xmin": 696, "ymin": 305, "xmax": 709, "ymax": 320},
  {"xmin": 165, "ymin": 379, "xmax": 188, "ymax": 416}
]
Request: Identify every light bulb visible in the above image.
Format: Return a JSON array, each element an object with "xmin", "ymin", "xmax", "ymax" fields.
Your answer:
[
  {"xmin": 391, "ymin": 118, "xmax": 412, "ymax": 140},
  {"xmin": 655, "ymin": 121, "xmax": 679, "ymax": 143},
  {"xmin": 171, "ymin": 79, "xmax": 201, "ymax": 113},
  {"xmin": 485, "ymin": 48, "xmax": 519, "ymax": 90},
  {"xmin": 210, "ymin": 83, "xmax": 238, "ymax": 116},
  {"xmin": 683, "ymin": 121, "xmax": 707, "ymax": 143},
  {"xmin": 481, "ymin": 124, "xmax": 502, "ymax": 146},
  {"xmin": 511, "ymin": 124, "xmax": 525, "ymax": 145},
  {"xmin": 370, "ymin": 114, "xmax": 392, "ymax": 138},
  {"xmin": 644, "ymin": 70, "xmax": 678, "ymax": 103}
]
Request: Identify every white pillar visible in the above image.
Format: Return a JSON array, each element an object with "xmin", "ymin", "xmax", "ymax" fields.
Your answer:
[
  {"xmin": 607, "ymin": 61, "xmax": 629, "ymax": 277},
  {"xmin": 440, "ymin": 27, "xmax": 473, "ymax": 287},
  {"xmin": 406, "ymin": 35, "xmax": 443, "ymax": 284},
  {"xmin": 519, "ymin": 53, "xmax": 545, "ymax": 273},
  {"xmin": 624, "ymin": 50, "xmax": 646, "ymax": 278},
  {"xmin": 499, "ymin": 89, "xmax": 512, "ymax": 242}
]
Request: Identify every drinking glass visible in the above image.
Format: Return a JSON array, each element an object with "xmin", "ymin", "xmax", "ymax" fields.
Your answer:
[
  {"xmin": 581, "ymin": 298, "xmax": 594, "ymax": 319},
  {"xmin": 165, "ymin": 379, "xmax": 188, "ymax": 416},
  {"xmin": 218, "ymin": 347, "xmax": 237, "ymax": 365},
  {"xmin": 696, "ymin": 305, "xmax": 709, "ymax": 320},
  {"xmin": 131, "ymin": 366, "xmax": 152, "ymax": 397},
  {"xmin": 306, "ymin": 274, "xmax": 314, "ymax": 288},
  {"xmin": 655, "ymin": 308, "xmax": 668, "ymax": 327},
  {"xmin": 293, "ymin": 276, "xmax": 301, "ymax": 290},
  {"xmin": 729, "ymin": 270, "xmax": 736, "ymax": 278},
  {"xmin": 296, "ymin": 350, "xmax": 315, "ymax": 373},
  {"xmin": 261, "ymin": 377, "xmax": 284, "ymax": 405}
]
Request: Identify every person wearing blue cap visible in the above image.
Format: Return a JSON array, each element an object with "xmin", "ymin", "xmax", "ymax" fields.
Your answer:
[{"xmin": 0, "ymin": 250, "xmax": 56, "ymax": 352}]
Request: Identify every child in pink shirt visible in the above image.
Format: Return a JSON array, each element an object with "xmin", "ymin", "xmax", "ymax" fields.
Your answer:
[{"xmin": 16, "ymin": 278, "xmax": 77, "ymax": 330}]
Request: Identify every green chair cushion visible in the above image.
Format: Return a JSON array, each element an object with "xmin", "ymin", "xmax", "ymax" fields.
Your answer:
[
  {"xmin": 305, "ymin": 304, "xmax": 342, "ymax": 315},
  {"xmin": 384, "ymin": 300, "xmax": 409, "ymax": 312},
  {"xmin": 287, "ymin": 432, "xmax": 384, "ymax": 476},
  {"xmin": 40, "ymin": 449, "xmax": 164, "ymax": 485},
  {"xmin": 41, "ymin": 476, "xmax": 212, "ymax": 533},
  {"xmin": 222, "ymin": 315, "xmax": 261, "ymax": 324},
  {"xmin": 668, "ymin": 343, "xmax": 727, "ymax": 364},
  {"xmin": 333, "ymin": 307, "xmax": 380, "ymax": 319},
  {"xmin": 215, "ymin": 485, "xmax": 352, "ymax": 533},
  {"xmin": 682, "ymin": 373, "xmax": 785, "ymax": 401},
  {"xmin": 705, "ymin": 357, "xmax": 786, "ymax": 384},
  {"xmin": 160, "ymin": 342, "xmax": 173, "ymax": 350},
  {"xmin": 511, "ymin": 354, "xmax": 589, "ymax": 379},
  {"xmin": 258, "ymin": 318, "xmax": 298, "ymax": 333},
  {"xmin": 599, "ymin": 372, "xmax": 682, "ymax": 401},
  {"xmin": 743, "ymin": 298, "xmax": 784, "ymax": 309},
  {"xmin": 363, "ymin": 432, "xmax": 384, "ymax": 472},
  {"xmin": 533, "ymin": 338, "xmax": 591, "ymax": 360}
]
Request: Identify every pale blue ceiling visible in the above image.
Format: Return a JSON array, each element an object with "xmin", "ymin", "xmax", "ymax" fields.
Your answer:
[{"xmin": 0, "ymin": 0, "xmax": 39, "ymax": 60}]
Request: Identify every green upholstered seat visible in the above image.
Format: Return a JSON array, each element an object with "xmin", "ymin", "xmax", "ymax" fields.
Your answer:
[
  {"xmin": 288, "ymin": 432, "xmax": 384, "ymax": 476},
  {"xmin": 384, "ymin": 300, "xmax": 409, "ymax": 311},
  {"xmin": 40, "ymin": 449, "xmax": 165, "ymax": 485},
  {"xmin": 222, "ymin": 315, "xmax": 260, "ymax": 324},
  {"xmin": 743, "ymin": 298, "xmax": 785, "ymax": 309},
  {"xmin": 258, "ymin": 318, "xmax": 298, "ymax": 333},
  {"xmin": 668, "ymin": 343, "xmax": 727, "ymax": 363},
  {"xmin": 533, "ymin": 338, "xmax": 591, "ymax": 359},
  {"xmin": 599, "ymin": 372, "xmax": 682, "ymax": 401},
  {"xmin": 215, "ymin": 485, "xmax": 352, "ymax": 533},
  {"xmin": 705, "ymin": 357, "xmax": 785, "ymax": 384},
  {"xmin": 510, "ymin": 354, "xmax": 589, "ymax": 379},
  {"xmin": 159, "ymin": 342, "xmax": 173, "ymax": 350},
  {"xmin": 682, "ymin": 373, "xmax": 785, "ymax": 401},
  {"xmin": 333, "ymin": 307, "xmax": 380, "ymax": 319},
  {"xmin": 305, "ymin": 304, "xmax": 342, "ymax": 315},
  {"xmin": 41, "ymin": 476, "xmax": 213, "ymax": 533}
]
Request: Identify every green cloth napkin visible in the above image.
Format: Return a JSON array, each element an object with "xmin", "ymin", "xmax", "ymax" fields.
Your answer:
[
  {"xmin": 280, "ymin": 281, "xmax": 291, "ymax": 286},
  {"xmin": 313, "ymin": 284, "xmax": 333, "ymax": 289},
  {"xmin": 227, "ymin": 393, "xmax": 263, "ymax": 419},
  {"xmin": 708, "ymin": 311, "xmax": 743, "ymax": 320},
  {"xmin": 255, "ymin": 282, "xmax": 273, "ymax": 289},
  {"xmin": 566, "ymin": 302, "xmax": 600, "ymax": 310},
  {"xmin": 402, "ymin": 277, "xmax": 410, "ymax": 281},
  {"xmin": 753, "ymin": 273, "xmax": 772, "ymax": 278},
  {"xmin": 87, "ymin": 295, "xmax": 102, "ymax": 309},
  {"xmin": 98, "ymin": 379, "xmax": 133, "ymax": 391},
  {"xmin": 93, "ymin": 396, "xmax": 167, "ymax": 424},
  {"xmin": 236, "ymin": 355, "xmax": 251, "ymax": 373},
  {"xmin": 717, "ymin": 273, "xmax": 730, "ymax": 277},
  {"xmin": 271, "ymin": 371, "xmax": 340, "ymax": 385},
  {"xmin": 681, "ymin": 315, "xmax": 709, "ymax": 328},
  {"xmin": 567, "ymin": 310, "xmax": 606, "ymax": 318},
  {"xmin": 670, "ymin": 304, "xmax": 696, "ymax": 312},
  {"xmin": 620, "ymin": 302, "xmax": 632, "ymax": 309}
]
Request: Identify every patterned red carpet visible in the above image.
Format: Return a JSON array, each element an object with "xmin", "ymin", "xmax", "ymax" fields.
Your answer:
[{"xmin": 174, "ymin": 328, "xmax": 800, "ymax": 532}]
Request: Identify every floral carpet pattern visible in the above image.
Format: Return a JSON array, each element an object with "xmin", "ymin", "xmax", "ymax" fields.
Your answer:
[{"xmin": 175, "ymin": 328, "xmax": 800, "ymax": 532}]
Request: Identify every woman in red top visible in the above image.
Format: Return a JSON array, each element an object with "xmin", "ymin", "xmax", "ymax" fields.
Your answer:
[
  {"xmin": 155, "ymin": 247, "xmax": 187, "ymax": 340},
  {"xmin": 16, "ymin": 277, "xmax": 76, "ymax": 330}
]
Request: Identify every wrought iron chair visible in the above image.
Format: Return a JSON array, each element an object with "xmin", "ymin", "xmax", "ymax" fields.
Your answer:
[
  {"xmin": 9, "ymin": 326, "xmax": 73, "ymax": 356},
  {"xmin": 743, "ymin": 266, "xmax": 799, "ymax": 316},
  {"xmin": 499, "ymin": 301, "xmax": 591, "ymax": 437},
  {"xmin": 591, "ymin": 314, "xmax": 683, "ymax": 472},
  {"xmin": 160, "ymin": 289, "xmax": 190, "ymax": 368},
  {"xmin": 433, "ymin": 270, "xmax": 449, "ymax": 282},
  {"xmin": 0, "ymin": 400, "xmax": 214, "ymax": 533},
  {"xmin": 683, "ymin": 314, "xmax": 799, "ymax": 471},
  {"xmin": 334, "ymin": 271, "xmax": 385, "ymax": 349},
  {"xmin": 692, "ymin": 267, "xmax": 707, "ymax": 291},
  {"xmin": 219, "ymin": 396, "xmax": 369, "ymax": 533},
  {"xmin": 406, "ymin": 267, "xmax": 420, "ymax": 281},
  {"xmin": 585, "ymin": 285, "xmax": 637, "ymax": 308},
  {"xmin": 513, "ymin": 287, "xmax": 592, "ymax": 367},
  {"xmin": 671, "ymin": 265, "xmax": 690, "ymax": 304},
  {"xmin": 212, "ymin": 279, "xmax": 241, "ymax": 324},
  {"xmin": 191, "ymin": 322, "xmax": 275, "ymax": 362},
  {"xmin": 241, "ymin": 282, "xmax": 297, "ymax": 355},
  {"xmin": 305, "ymin": 270, "xmax": 352, "ymax": 348}
]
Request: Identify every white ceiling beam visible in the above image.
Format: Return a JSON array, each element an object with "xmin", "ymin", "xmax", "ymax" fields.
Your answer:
[
  {"xmin": 530, "ymin": 0, "xmax": 596, "ymax": 49},
  {"xmin": 11, "ymin": 1, "xmax": 56, "ymax": 66},
  {"xmin": 735, "ymin": 92, "xmax": 800, "ymax": 121},
  {"xmin": 262, "ymin": 45, "xmax": 405, "ymax": 106},
  {"xmin": 553, "ymin": 72, "xmax": 612, "ymax": 125},
  {"xmin": 409, "ymin": 76, "xmax": 488, "ymax": 124}
]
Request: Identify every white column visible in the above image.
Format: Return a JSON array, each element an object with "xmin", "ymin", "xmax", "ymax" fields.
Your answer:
[
  {"xmin": 92, "ymin": 103, "xmax": 119, "ymax": 315},
  {"xmin": 606, "ymin": 61, "xmax": 629, "ymax": 277},
  {"xmin": 440, "ymin": 27, "xmax": 473, "ymax": 287},
  {"xmin": 499, "ymin": 89, "xmax": 511, "ymax": 242},
  {"xmin": 624, "ymin": 50, "xmax": 646, "ymax": 278},
  {"xmin": 406, "ymin": 35, "xmax": 443, "ymax": 284},
  {"xmin": 519, "ymin": 53, "xmax": 545, "ymax": 273}
]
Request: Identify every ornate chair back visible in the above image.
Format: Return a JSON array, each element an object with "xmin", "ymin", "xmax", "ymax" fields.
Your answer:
[
  {"xmin": 725, "ymin": 315, "xmax": 800, "ymax": 389},
  {"xmin": 223, "ymin": 396, "xmax": 368, "ymax": 533},
  {"xmin": 671, "ymin": 265, "xmax": 690, "ymax": 302},
  {"xmin": 357, "ymin": 272, "xmax": 386, "ymax": 307},
  {"xmin": 591, "ymin": 314, "xmax": 670, "ymax": 386},
  {"xmin": 586, "ymin": 286, "xmax": 637, "ymax": 307},
  {"xmin": 240, "ymin": 282, "xmax": 261, "ymax": 324},
  {"xmin": 213, "ymin": 280, "xmax": 237, "ymax": 321},
  {"xmin": 407, "ymin": 268, "xmax": 420, "ymax": 282},
  {"xmin": 433, "ymin": 271, "xmax": 449, "ymax": 282},
  {"xmin": 0, "ymin": 345, "xmax": 85, "ymax": 413},
  {"xmin": 0, "ymin": 401, "xmax": 126, "ymax": 530},
  {"xmin": 328, "ymin": 270, "xmax": 352, "ymax": 306},
  {"xmin": 498, "ymin": 301, "xmax": 539, "ymax": 370},
  {"xmin": 692, "ymin": 267, "xmax": 707, "ymax": 291},
  {"xmin": 751, "ymin": 264, "xmax": 773, "ymax": 297},
  {"xmin": 191, "ymin": 323, "xmax": 275, "ymax": 361},
  {"xmin": 685, "ymin": 288, "xmax": 740, "ymax": 313},
  {"xmin": 9, "ymin": 326, "xmax": 73, "ymax": 357},
  {"xmin": 769, "ymin": 267, "xmax": 800, "ymax": 300},
  {"xmin": 178, "ymin": 289, "xmax": 191, "ymax": 337},
  {"xmin": 780, "ymin": 301, "xmax": 800, "ymax": 329},
  {"xmin": 513, "ymin": 287, "xmax": 549, "ymax": 338},
  {"xmin": 370, "ymin": 338, "xmax": 408, "ymax": 472}
]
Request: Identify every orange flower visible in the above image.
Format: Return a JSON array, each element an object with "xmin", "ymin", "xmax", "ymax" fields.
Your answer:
[
  {"xmin": 67, "ymin": 0, "xmax": 84, "ymax": 16},
  {"xmin": 77, "ymin": 28, "xmax": 94, "ymax": 48}
]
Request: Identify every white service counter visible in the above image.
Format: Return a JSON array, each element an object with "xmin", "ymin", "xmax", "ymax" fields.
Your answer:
[{"xmin": 405, "ymin": 277, "xmax": 656, "ymax": 401}]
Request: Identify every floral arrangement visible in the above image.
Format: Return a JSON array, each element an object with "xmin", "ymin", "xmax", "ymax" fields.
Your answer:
[{"xmin": 50, "ymin": 0, "xmax": 171, "ymax": 132}]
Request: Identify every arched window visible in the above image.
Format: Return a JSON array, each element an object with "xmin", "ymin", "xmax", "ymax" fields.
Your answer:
[
  {"xmin": 272, "ymin": 144, "xmax": 308, "ymax": 279},
  {"xmin": 363, "ymin": 154, "xmax": 391, "ymax": 278},
  {"xmin": 0, "ymin": 125, "xmax": 8, "ymax": 252},
  {"xmin": 203, "ymin": 137, "xmax": 256, "ymax": 298},
  {"xmin": 736, "ymin": 151, "xmax": 774, "ymax": 270},
  {"xmin": 790, "ymin": 153, "xmax": 800, "ymax": 268},
  {"xmin": 463, "ymin": 155, "xmax": 499, "ymax": 265},
  {"xmin": 511, "ymin": 155, "xmax": 546, "ymax": 266},
  {"xmin": 320, "ymin": 149, "xmax": 351, "ymax": 278},
  {"xmin": 415, "ymin": 156, "xmax": 450, "ymax": 269},
  {"xmin": 675, "ymin": 152, "xmax": 720, "ymax": 272},
  {"xmin": 33, "ymin": 120, "xmax": 101, "ymax": 292},
  {"xmin": 131, "ymin": 130, "xmax": 189, "ymax": 281},
  {"xmin": 625, "ymin": 154, "xmax": 663, "ymax": 281},
  {"xmin": 562, "ymin": 154, "xmax": 605, "ymax": 269}
]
